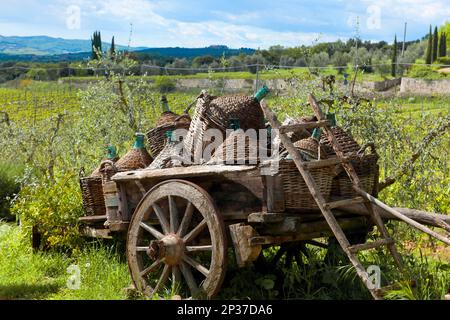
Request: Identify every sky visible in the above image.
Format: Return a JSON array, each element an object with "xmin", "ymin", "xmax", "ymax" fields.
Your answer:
[{"xmin": 0, "ymin": 0, "xmax": 449, "ymax": 48}]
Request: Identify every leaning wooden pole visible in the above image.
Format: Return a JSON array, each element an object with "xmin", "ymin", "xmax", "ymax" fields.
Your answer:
[
  {"xmin": 355, "ymin": 188, "xmax": 450, "ymax": 246},
  {"xmin": 338, "ymin": 205, "xmax": 450, "ymax": 231}
]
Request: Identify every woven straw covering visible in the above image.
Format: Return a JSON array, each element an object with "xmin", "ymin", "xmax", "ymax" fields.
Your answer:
[
  {"xmin": 79, "ymin": 176, "xmax": 106, "ymax": 216},
  {"xmin": 148, "ymin": 141, "xmax": 184, "ymax": 170},
  {"xmin": 183, "ymin": 91, "xmax": 266, "ymax": 164},
  {"xmin": 156, "ymin": 111, "xmax": 179, "ymax": 127},
  {"xmin": 293, "ymin": 137, "xmax": 328, "ymax": 160},
  {"xmin": 146, "ymin": 116, "xmax": 190, "ymax": 158},
  {"xmin": 182, "ymin": 92, "xmax": 214, "ymax": 163},
  {"xmin": 208, "ymin": 130, "xmax": 265, "ymax": 165},
  {"xmin": 115, "ymin": 148, "xmax": 153, "ymax": 171},
  {"xmin": 331, "ymin": 144, "xmax": 379, "ymax": 197},
  {"xmin": 206, "ymin": 95, "xmax": 265, "ymax": 132},
  {"xmin": 320, "ymin": 126, "xmax": 360, "ymax": 155},
  {"xmin": 279, "ymin": 160, "xmax": 333, "ymax": 209}
]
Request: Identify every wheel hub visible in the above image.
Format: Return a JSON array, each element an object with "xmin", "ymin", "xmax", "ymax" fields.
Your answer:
[{"xmin": 148, "ymin": 234, "xmax": 185, "ymax": 265}]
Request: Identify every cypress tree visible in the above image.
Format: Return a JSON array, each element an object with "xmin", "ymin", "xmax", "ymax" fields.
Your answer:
[
  {"xmin": 392, "ymin": 35, "xmax": 397, "ymax": 77},
  {"xmin": 426, "ymin": 25, "xmax": 433, "ymax": 64},
  {"xmin": 91, "ymin": 31, "xmax": 102, "ymax": 60},
  {"xmin": 432, "ymin": 26, "xmax": 438, "ymax": 62},
  {"xmin": 110, "ymin": 36, "xmax": 116, "ymax": 58},
  {"xmin": 439, "ymin": 32, "xmax": 447, "ymax": 57}
]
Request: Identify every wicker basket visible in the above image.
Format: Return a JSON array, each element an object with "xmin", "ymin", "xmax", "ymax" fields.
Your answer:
[
  {"xmin": 320, "ymin": 126, "xmax": 360, "ymax": 155},
  {"xmin": 331, "ymin": 143, "xmax": 379, "ymax": 197},
  {"xmin": 79, "ymin": 168, "xmax": 106, "ymax": 216},
  {"xmin": 279, "ymin": 160, "xmax": 334, "ymax": 209},
  {"xmin": 146, "ymin": 115, "xmax": 191, "ymax": 158},
  {"xmin": 182, "ymin": 92, "xmax": 218, "ymax": 163},
  {"xmin": 208, "ymin": 130, "xmax": 264, "ymax": 165}
]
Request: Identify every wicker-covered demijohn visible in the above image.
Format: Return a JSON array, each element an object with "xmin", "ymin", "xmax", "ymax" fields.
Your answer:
[
  {"xmin": 294, "ymin": 134, "xmax": 329, "ymax": 161},
  {"xmin": 320, "ymin": 126, "xmax": 360, "ymax": 155},
  {"xmin": 183, "ymin": 87, "xmax": 269, "ymax": 164},
  {"xmin": 147, "ymin": 114, "xmax": 190, "ymax": 159},
  {"xmin": 208, "ymin": 127, "xmax": 267, "ymax": 165},
  {"xmin": 146, "ymin": 95, "xmax": 191, "ymax": 158},
  {"xmin": 116, "ymin": 133, "xmax": 153, "ymax": 171}
]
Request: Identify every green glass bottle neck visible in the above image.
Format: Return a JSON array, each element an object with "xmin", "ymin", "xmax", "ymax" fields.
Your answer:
[
  {"xmin": 106, "ymin": 146, "xmax": 117, "ymax": 159},
  {"xmin": 254, "ymin": 85, "xmax": 270, "ymax": 102},
  {"xmin": 161, "ymin": 96, "xmax": 170, "ymax": 112},
  {"xmin": 326, "ymin": 112, "xmax": 337, "ymax": 127},
  {"xmin": 230, "ymin": 119, "xmax": 240, "ymax": 131},
  {"xmin": 133, "ymin": 134, "xmax": 145, "ymax": 149},
  {"xmin": 312, "ymin": 128, "xmax": 321, "ymax": 141}
]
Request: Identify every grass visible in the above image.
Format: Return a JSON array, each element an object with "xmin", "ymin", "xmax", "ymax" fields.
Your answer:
[
  {"xmin": 1, "ymin": 222, "xmax": 449, "ymax": 300},
  {"xmin": 0, "ymin": 223, "xmax": 131, "ymax": 300},
  {"xmin": 58, "ymin": 67, "xmax": 396, "ymax": 84}
]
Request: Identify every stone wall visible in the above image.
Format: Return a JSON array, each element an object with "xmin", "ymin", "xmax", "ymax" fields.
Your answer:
[{"xmin": 400, "ymin": 78, "xmax": 450, "ymax": 95}]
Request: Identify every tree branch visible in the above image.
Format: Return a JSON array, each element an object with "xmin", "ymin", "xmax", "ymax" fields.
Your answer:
[{"xmin": 378, "ymin": 114, "xmax": 450, "ymax": 192}]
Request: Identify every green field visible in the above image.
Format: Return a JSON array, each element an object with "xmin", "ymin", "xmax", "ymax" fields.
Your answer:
[{"xmin": 0, "ymin": 77, "xmax": 449, "ymax": 300}]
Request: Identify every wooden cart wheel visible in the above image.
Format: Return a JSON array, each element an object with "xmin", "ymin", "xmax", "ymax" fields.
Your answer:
[{"xmin": 127, "ymin": 180, "xmax": 227, "ymax": 299}]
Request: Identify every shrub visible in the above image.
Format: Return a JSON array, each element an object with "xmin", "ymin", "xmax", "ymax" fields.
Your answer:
[
  {"xmin": 11, "ymin": 171, "xmax": 84, "ymax": 250},
  {"xmin": 0, "ymin": 162, "xmax": 23, "ymax": 221},
  {"xmin": 154, "ymin": 76, "xmax": 176, "ymax": 93},
  {"xmin": 437, "ymin": 56, "xmax": 450, "ymax": 65},
  {"xmin": 406, "ymin": 65, "xmax": 446, "ymax": 79}
]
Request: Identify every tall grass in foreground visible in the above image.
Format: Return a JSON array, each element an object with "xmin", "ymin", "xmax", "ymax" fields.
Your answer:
[{"xmin": 0, "ymin": 223, "xmax": 131, "ymax": 300}]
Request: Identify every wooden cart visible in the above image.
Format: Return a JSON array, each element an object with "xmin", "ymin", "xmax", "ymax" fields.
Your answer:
[{"xmin": 79, "ymin": 94, "xmax": 450, "ymax": 300}]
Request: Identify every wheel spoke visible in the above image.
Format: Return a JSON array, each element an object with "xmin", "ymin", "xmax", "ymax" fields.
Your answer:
[
  {"xmin": 183, "ymin": 255, "xmax": 210, "ymax": 277},
  {"xmin": 186, "ymin": 245, "xmax": 212, "ymax": 252},
  {"xmin": 180, "ymin": 262, "xmax": 199, "ymax": 296},
  {"xmin": 152, "ymin": 203, "xmax": 170, "ymax": 234},
  {"xmin": 153, "ymin": 264, "xmax": 171, "ymax": 295},
  {"xmin": 168, "ymin": 196, "xmax": 179, "ymax": 233},
  {"xmin": 171, "ymin": 265, "xmax": 182, "ymax": 292},
  {"xmin": 140, "ymin": 258, "xmax": 163, "ymax": 277},
  {"xmin": 140, "ymin": 222, "xmax": 164, "ymax": 240},
  {"xmin": 177, "ymin": 202, "xmax": 194, "ymax": 236},
  {"xmin": 183, "ymin": 219, "xmax": 207, "ymax": 243}
]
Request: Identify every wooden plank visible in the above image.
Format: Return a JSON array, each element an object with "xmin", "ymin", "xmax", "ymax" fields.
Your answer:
[
  {"xmin": 264, "ymin": 175, "xmax": 285, "ymax": 213},
  {"xmin": 113, "ymin": 165, "xmax": 258, "ymax": 182},
  {"xmin": 247, "ymin": 212, "xmax": 285, "ymax": 223},
  {"xmin": 117, "ymin": 183, "xmax": 130, "ymax": 221},
  {"xmin": 229, "ymin": 223, "xmax": 262, "ymax": 267},
  {"xmin": 303, "ymin": 157, "xmax": 349, "ymax": 169},
  {"xmin": 279, "ymin": 120, "xmax": 330, "ymax": 133},
  {"xmin": 324, "ymin": 197, "xmax": 365, "ymax": 209},
  {"xmin": 109, "ymin": 222, "xmax": 129, "ymax": 232},
  {"xmin": 80, "ymin": 226, "xmax": 112, "ymax": 239},
  {"xmin": 79, "ymin": 215, "xmax": 107, "ymax": 222},
  {"xmin": 348, "ymin": 238, "xmax": 394, "ymax": 253},
  {"xmin": 264, "ymin": 216, "xmax": 369, "ymax": 235}
]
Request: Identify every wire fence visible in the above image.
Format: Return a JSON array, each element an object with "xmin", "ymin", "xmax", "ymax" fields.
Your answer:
[
  {"xmin": 0, "ymin": 62, "xmax": 449, "ymax": 72},
  {"xmin": 0, "ymin": 61, "xmax": 448, "ymax": 125}
]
